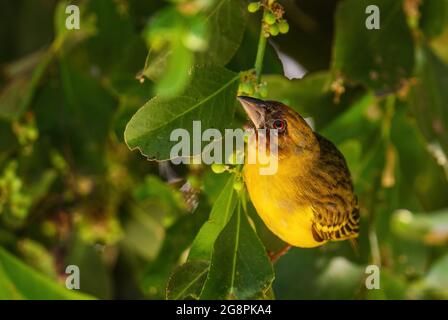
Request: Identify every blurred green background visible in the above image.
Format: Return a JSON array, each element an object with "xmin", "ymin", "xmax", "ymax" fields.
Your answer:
[{"xmin": 0, "ymin": 0, "xmax": 448, "ymax": 300}]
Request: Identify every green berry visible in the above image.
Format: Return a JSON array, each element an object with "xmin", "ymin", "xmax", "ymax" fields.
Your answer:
[
  {"xmin": 241, "ymin": 82, "xmax": 254, "ymax": 95},
  {"xmin": 211, "ymin": 163, "xmax": 226, "ymax": 174},
  {"xmin": 11, "ymin": 178, "xmax": 21, "ymax": 191},
  {"xmin": 233, "ymin": 180, "xmax": 244, "ymax": 192},
  {"xmin": 248, "ymin": 2, "xmax": 260, "ymax": 13},
  {"xmin": 27, "ymin": 127, "xmax": 38, "ymax": 141},
  {"xmin": 264, "ymin": 12, "xmax": 276, "ymax": 25},
  {"xmin": 269, "ymin": 24, "xmax": 279, "ymax": 36},
  {"xmin": 278, "ymin": 20, "xmax": 289, "ymax": 34}
]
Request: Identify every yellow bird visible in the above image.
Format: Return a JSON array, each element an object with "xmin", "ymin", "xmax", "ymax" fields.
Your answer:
[{"xmin": 237, "ymin": 96, "xmax": 360, "ymax": 251}]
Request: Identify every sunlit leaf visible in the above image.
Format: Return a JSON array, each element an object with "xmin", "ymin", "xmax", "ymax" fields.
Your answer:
[
  {"xmin": 0, "ymin": 247, "xmax": 94, "ymax": 300},
  {"xmin": 196, "ymin": 0, "xmax": 247, "ymax": 66},
  {"xmin": 315, "ymin": 257, "xmax": 364, "ymax": 299},
  {"xmin": 391, "ymin": 208, "xmax": 448, "ymax": 245},
  {"xmin": 0, "ymin": 50, "xmax": 52, "ymax": 121},
  {"xmin": 125, "ymin": 65, "xmax": 240, "ymax": 161},
  {"xmin": 333, "ymin": 0, "xmax": 414, "ymax": 92},
  {"xmin": 409, "ymin": 45, "xmax": 448, "ymax": 154},
  {"xmin": 366, "ymin": 269, "xmax": 408, "ymax": 300},
  {"xmin": 140, "ymin": 196, "xmax": 210, "ymax": 298},
  {"xmin": 166, "ymin": 260, "xmax": 209, "ymax": 300},
  {"xmin": 424, "ymin": 253, "xmax": 448, "ymax": 298},
  {"xmin": 200, "ymin": 204, "xmax": 274, "ymax": 299},
  {"xmin": 188, "ymin": 175, "xmax": 237, "ymax": 261}
]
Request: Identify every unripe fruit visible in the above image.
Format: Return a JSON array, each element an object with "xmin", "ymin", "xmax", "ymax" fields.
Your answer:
[
  {"xmin": 248, "ymin": 2, "xmax": 260, "ymax": 13},
  {"xmin": 264, "ymin": 12, "xmax": 276, "ymax": 25},
  {"xmin": 27, "ymin": 127, "xmax": 38, "ymax": 141},
  {"xmin": 269, "ymin": 24, "xmax": 279, "ymax": 36},
  {"xmin": 211, "ymin": 163, "xmax": 226, "ymax": 174},
  {"xmin": 279, "ymin": 20, "xmax": 289, "ymax": 34},
  {"xmin": 233, "ymin": 179, "xmax": 244, "ymax": 192},
  {"xmin": 241, "ymin": 82, "xmax": 254, "ymax": 95}
]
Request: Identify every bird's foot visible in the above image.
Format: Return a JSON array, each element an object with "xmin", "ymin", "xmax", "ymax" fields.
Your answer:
[{"xmin": 268, "ymin": 245, "xmax": 292, "ymax": 263}]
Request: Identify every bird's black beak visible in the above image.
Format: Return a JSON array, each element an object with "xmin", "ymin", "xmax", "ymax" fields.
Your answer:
[{"xmin": 237, "ymin": 96, "xmax": 266, "ymax": 129}]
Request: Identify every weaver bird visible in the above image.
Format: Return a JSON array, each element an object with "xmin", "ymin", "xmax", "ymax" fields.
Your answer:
[{"xmin": 238, "ymin": 96, "xmax": 360, "ymax": 250}]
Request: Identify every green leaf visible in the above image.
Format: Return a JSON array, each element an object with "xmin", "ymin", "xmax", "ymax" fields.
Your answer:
[
  {"xmin": 166, "ymin": 260, "xmax": 209, "ymax": 300},
  {"xmin": 274, "ymin": 247, "xmax": 365, "ymax": 299},
  {"xmin": 389, "ymin": 103, "xmax": 448, "ymax": 210},
  {"xmin": 315, "ymin": 257, "xmax": 364, "ymax": 299},
  {"xmin": 424, "ymin": 253, "xmax": 448, "ymax": 298},
  {"xmin": 188, "ymin": 175, "xmax": 237, "ymax": 261},
  {"xmin": 141, "ymin": 8, "xmax": 195, "ymax": 97},
  {"xmin": 17, "ymin": 239, "xmax": 58, "ymax": 279},
  {"xmin": 140, "ymin": 196, "xmax": 210, "ymax": 298},
  {"xmin": 322, "ymin": 93, "xmax": 376, "ymax": 143},
  {"xmin": 0, "ymin": 247, "xmax": 94, "ymax": 300},
  {"xmin": 332, "ymin": 0, "xmax": 414, "ymax": 92},
  {"xmin": 391, "ymin": 208, "xmax": 448, "ymax": 245},
  {"xmin": 420, "ymin": 0, "xmax": 448, "ymax": 38},
  {"xmin": 196, "ymin": 0, "xmax": 247, "ymax": 66},
  {"xmin": 409, "ymin": 45, "xmax": 448, "ymax": 154},
  {"xmin": 263, "ymin": 72, "xmax": 365, "ymax": 130},
  {"xmin": 125, "ymin": 65, "xmax": 240, "ymax": 161},
  {"xmin": 155, "ymin": 40, "xmax": 194, "ymax": 98},
  {"xmin": 84, "ymin": 0, "xmax": 135, "ymax": 72},
  {"xmin": 54, "ymin": 0, "xmax": 96, "ymax": 51},
  {"xmin": 0, "ymin": 50, "xmax": 52, "ymax": 121},
  {"xmin": 33, "ymin": 57, "xmax": 116, "ymax": 174},
  {"xmin": 123, "ymin": 211, "xmax": 163, "ymax": 261},
  {"xmin": 337, "ymin": 139, "xmax": 363, "ymax": 176},
  {"xmin": 366, "ymin": 269, "xmax": 408, "ymax": 300},
  {"xmin": 64, "ymin": 240, "xmax": 113, "ymax": 300},
  {"xmin": 0, "ymin": 120, "xmax": 18, "ymax": 153},
  {"xmin": 141, "ymin": 45, "xmax": 171, "ymax": 82},
  {"xmin": 200, "ymin": 204, "xmax": 274, "ymax": 299}
]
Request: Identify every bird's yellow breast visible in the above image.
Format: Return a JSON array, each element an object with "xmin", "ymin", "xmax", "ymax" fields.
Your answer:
[{"xmin": 244, "ymin": 156, "xmax": 326, "ymax": 248}]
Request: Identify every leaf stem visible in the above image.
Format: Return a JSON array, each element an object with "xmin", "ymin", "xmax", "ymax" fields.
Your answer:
[{"xmin": 254, "ymin": 10, "xmax": 267, "ymax": 84}]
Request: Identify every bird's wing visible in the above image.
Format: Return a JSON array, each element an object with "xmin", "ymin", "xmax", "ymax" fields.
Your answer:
[{"xmin": 309, "ymin": 133, "xmax": 360, "ymax": 242}]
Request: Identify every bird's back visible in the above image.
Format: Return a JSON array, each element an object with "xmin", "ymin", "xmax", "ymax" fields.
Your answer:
[{"xmin": 306, "ymin": 133, "xmax": 360, "ymax": 243}]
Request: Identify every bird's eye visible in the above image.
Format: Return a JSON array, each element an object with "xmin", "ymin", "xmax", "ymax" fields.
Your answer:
[{"xmin": 272, "ymin": 119, "xmax": 286, "ymax": 132}]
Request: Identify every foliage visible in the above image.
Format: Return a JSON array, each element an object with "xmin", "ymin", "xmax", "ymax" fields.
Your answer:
[{"xmin": 0, "ymin": 0, "xmax": 447, "ymax": 300}]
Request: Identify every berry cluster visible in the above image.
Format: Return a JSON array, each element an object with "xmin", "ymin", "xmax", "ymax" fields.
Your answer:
[
  {"xmin": 238, "ymin": 70, "xmax": 268, "ymax": 98},
  {"xmin": 0, "ymin": 162, "xmax": 31, "ymax": 222},
  {"xmin": 211, "ymin": 150, "xmax": 245, "ymax": 192},
  {"xmin": 248, "ymin": 1, "xmax": 289, "ymax": 37}
]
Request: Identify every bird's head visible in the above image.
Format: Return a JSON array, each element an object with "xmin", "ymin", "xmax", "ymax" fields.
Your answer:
[{"xmin": 237, "ymin": 96, "xmax": 319, "ymax": 158}]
